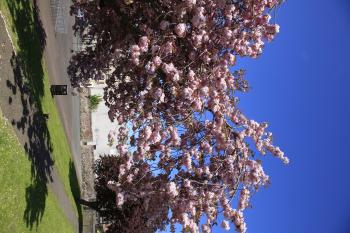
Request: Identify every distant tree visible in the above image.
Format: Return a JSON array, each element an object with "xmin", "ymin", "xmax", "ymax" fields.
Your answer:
[{"xmin": 69, "ymin": 0, "xmax": 288, "ymax": 232}]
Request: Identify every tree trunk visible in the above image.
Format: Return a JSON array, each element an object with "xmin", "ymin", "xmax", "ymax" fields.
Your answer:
[{"xmin": 79, "ymin": 198, "xmax": 100, "ymax": 211}]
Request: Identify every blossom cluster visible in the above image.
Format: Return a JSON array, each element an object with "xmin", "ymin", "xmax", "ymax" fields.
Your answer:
[{"xmin": 69, "ymin": 0, "xmax": 288, "ymax": 232}]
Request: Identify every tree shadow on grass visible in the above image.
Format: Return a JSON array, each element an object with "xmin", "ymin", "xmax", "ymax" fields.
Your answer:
[
  {"xmin": 23, "ymin": 110, "xmax": 55, "ymax": 229},
  {"xmin": 8, "ymin": 50, "xmax": 54, "ymax": 230},
  {"xmin": 4, "ymin": 0, "xmax": 50, "ymax": 228},
  {"xmin": 5, "ymin": 0, "xmax": 46, "ymax": 100},
  {"xmin": 6, "ymin": 52, "xmax": 54, "ymax": 229},
  {"xmin": 4, "ymin": 0, "xmax": 82, "ymax": 230}
]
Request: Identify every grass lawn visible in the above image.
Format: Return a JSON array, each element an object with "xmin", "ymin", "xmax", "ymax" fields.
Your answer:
[
  {"xmin": 0, "ymin": 111, "xmax": 74, "ymax": 233},
  {"xmin": 0, "ymin": 0, "xmax": 82, "ymax": 226}
]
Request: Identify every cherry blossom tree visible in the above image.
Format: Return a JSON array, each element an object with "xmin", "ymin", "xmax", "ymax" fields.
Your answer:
[
  {"xmin": 80, "ymin": 155, "xmax": 169, "ymax": 233},
  {"xmin": 69, "ymin": 0, "xmax": 288, "ymax": 232}
]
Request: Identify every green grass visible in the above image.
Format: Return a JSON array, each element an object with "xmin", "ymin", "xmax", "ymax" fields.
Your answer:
[
  {"xmin": 0, "ymin": 112, "xmax": 74, "ymax": 233},
  {"xmin": 0, "ymin": 0, "xmax": 82, "ymax": 226}
]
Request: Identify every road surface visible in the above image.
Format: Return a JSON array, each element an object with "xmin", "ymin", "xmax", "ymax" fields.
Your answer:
[
  {"xmin": 37, "ymin": 0, "xmax": 81, "ymax": 182},
  {"xmin": 37, "ymin": 0, "xmax": 82, "ymax": 232}
]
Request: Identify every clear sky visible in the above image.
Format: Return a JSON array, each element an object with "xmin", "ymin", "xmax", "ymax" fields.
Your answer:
[
  {"xmin": 161, "ymin": 1, "xmax": 350, "ymax": 232},
  {"xmin": 232, "ymin": 0, "xmax": 350, "ymax": 233}
]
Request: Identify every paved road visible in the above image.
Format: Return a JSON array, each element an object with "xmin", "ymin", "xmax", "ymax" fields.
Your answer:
[
  {"xmin": 37, "ymin": 0, "xmax": 82, "ymax": 182},
  {"xmin": 37, "ymin": 0, "xmax": 82, "ymax": 232}
]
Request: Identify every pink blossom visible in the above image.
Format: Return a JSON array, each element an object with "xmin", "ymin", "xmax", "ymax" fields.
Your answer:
[
  {"xmin": 192, "ymin": 98, "xmax": 203, "ymax": 111},
  {"xmin": 145, "ymin": 61, "xmax": 156, "ymax": 74},
  {"xmin": 238, "ymin": 188, "xmax": 250, "ymax": 211},
  {"xmin": 154, "ymin": 88, "xmax": 165, "ymax": 102},
  {"xmin": 131, "ymin": 44, "xmax": 140, "ymax": 53},
  {"xmin": 119, "ymin": 165, "xmax": 126, "ymax": 176},
  {"xmin": 153, "ymin": 56, "xmax": 162, "ymax": 67},
  {"xmin": 185, "ymin": 0, "xmax": 196, "ymax": 7},
  {"xmin": 183, "ymin": 153, "xmax": 192, "ymax": 170},
  {"xmin": 192, "ymin": 34, "xmax": 203, "ymax": 47},
  {"xmin": 151, "ymin": 45, "xmax": 160, "ymax": 54},
  {"xmin": 167, "ymin": 182, "xmax": 178, "ymax": 198},
  {"xmin": 175, "ymin": 23, "xmax": 186, "ymax": 37},
  {"xmin": 191, "ymin": 7, "xmax": 206, "ymax": 28},
  {"xmin": 171, "ymin": 72, "xmax": 180, "ymax": 82},
  {"xmin": 163, "ymin": 41, "xmax": 174, "ymax": 55},
  {"xmin": 227, "ymin": 53, "xmax": 236, "ymax": 66},
  {"xmin": 130, "ymin": 44, "xmax": 141, "ymax": 65},
  {"xmin": 187, "ymin": 69, "xmax": 195, "ymax": 80},
  {"xmin": 138, "ymin": 36, "xmax": 149, "ymax": 52},
  {"xmin": 221, "ymin": 220, "xmax": 230, "ymax": 231},
  {"xmin": 143, "ymin": 126, "xmax": 152, "ymax": 141},
  {"xmin": 200, "ymin": 86, "xmax": 209, "ymax": 98},
  {"xmin": 202, "ymin": 224, "xmax": 211, "ymax": 233},
  {"xmin": 182, "ymin": 87, "xmax": 193, "ymax": 99},
  {"xmin": 184, "ymin": 179, "xmax": 191, "ymax": 188},
  {"xmin": 201, "ymin": 141, "xmax": 212, "ymax": 154},
  {"xmin": 150, "ymin": 131, "xmax": 161, "ymax": 144},
  {"xmin": 117, "ymin": 144, "xmax": 128, "ymax": 155},
  {"xmin": 117, "ymin": 115, "xmax": 124, "ymax": 124},
  {"xmin": 160, "ymin": 20, "xmax": 169, "ymax": 30},
  {"xmin": 162, "ymin": 62, "xmax": 175, "ymax": 75},
  {"xmin": 169, "ymin": 126, "xmax": 181, "ymax": 145},
  {"xmin": 216, "ymin": 78, "xmax": 227, "ymax": 90},
  {"xmin": 126, "ymin": 174, "xmax": 133, "ymax": 183},
  {"xmin": 116, "ymin": 192, "xmax": 124, "ymax": 207}
]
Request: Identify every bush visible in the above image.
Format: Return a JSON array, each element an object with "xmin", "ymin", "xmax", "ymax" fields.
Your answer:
[{"xmin": 88, "ymin": 95, "xmax": 102, "ymax": 111}]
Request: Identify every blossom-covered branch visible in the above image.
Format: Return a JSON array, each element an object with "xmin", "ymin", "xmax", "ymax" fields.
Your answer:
[{"xmin": 69, "ymin": 0, "xmax": 288, "ymax": 232}]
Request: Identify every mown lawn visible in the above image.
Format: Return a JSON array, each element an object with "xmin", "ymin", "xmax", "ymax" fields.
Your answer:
[
  {"xmin": 0, "ymin": 0, "xmax": 82, "ymax": 226},
  {"xmin": 0, "ymin": 111, "xmax": 74, "ymax": 233}
]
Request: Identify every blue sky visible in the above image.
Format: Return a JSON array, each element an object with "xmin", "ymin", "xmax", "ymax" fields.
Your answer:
[
  {"xmin": 233, "ymin": 0, "xmax": 350, "ymax": 233},
  {"xmin": 161, "ymin": 1, "xmax": 350, "ymax": 232}
]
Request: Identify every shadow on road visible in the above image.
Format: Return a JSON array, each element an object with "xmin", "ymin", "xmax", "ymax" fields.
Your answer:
[
  {"xmin": 69, "ymin": 160, "xmax": 83, "ymax": 231},
  {"xmin": 3, "ymin": 0, "xmax": 82, "ymax": 231}
]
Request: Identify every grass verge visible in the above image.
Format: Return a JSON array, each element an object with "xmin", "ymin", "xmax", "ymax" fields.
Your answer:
[
  {"xmin": 0, "ymin": 111, "xmax": 74, "ymax": 233},
  {"xmin": 0, "ymin": 0, "xmax": 82, "ymax": 227}
]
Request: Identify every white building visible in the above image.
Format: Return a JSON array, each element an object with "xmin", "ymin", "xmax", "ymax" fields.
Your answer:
[{"xmin": 90, "ymin": 84, "xmax": 120, "ymax": 160}]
